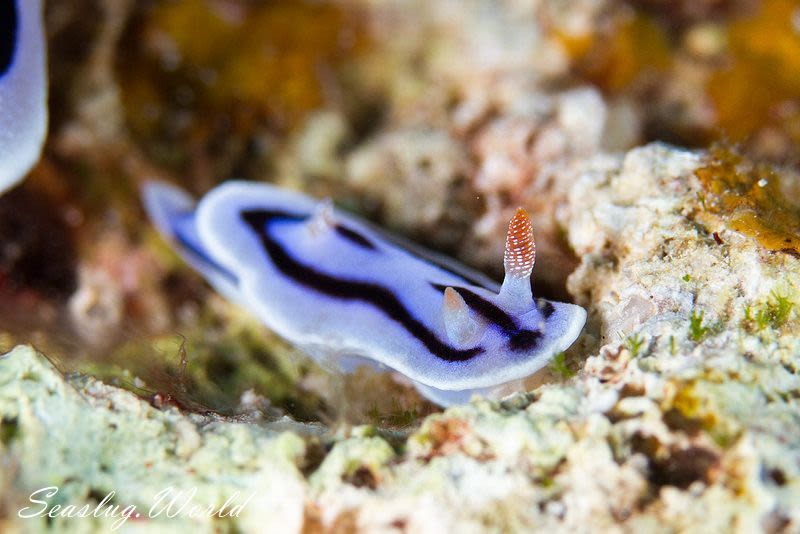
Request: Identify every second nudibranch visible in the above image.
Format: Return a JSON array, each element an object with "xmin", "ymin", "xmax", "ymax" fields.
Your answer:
[
  {"xmin": 143, "ymin": 181, "xmax": 587, "ymax": 406},
  {"xmin": 0, "ymin": 0, "xmax": 48, "ymax": 194}
]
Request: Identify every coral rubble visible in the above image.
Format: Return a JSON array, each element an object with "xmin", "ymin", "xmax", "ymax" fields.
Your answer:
[{"xmin": 3, "ymin": 143, "xmax": 799, "ymax": 532}]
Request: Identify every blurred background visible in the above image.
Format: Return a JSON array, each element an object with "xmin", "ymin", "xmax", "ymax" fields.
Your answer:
[{"xmin": 1, "ymin": 0, "xmax": 799, "ymax": 423}]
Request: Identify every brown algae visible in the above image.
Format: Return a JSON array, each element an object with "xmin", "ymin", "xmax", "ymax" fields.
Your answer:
[
  {"xmin": 695, "ymin": 145, "xmax": 800, "ymax": 254},
  {"xmin": 707, "ymin": 0, "xmax": 800, "ymax": 143}
]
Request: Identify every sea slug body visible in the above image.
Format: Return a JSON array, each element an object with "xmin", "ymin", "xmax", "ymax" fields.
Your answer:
[
  {"xmin": 0, "ymin": 0, "xmax": 47, "ymax": 194},
  {"xmin": 143, "ymin": 181, "xmax": 587, "ymax": 406}
]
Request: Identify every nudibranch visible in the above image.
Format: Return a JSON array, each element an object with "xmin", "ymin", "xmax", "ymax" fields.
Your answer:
[
  {"xmin": 0, "ymin": 0, "xmax": 47, "ymax": 194},
  {"xmin": 142, "ymin": 181, "xmax": 586, "ymax": 406}
]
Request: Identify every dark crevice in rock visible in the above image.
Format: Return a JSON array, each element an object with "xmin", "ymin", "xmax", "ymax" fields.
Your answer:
[{"xmin": 647, "ymin": 446, "xmax": 719, "ymax": 490}]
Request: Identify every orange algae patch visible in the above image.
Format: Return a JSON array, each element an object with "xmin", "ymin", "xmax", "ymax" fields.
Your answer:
[
  {"xmin": 708, "ymin": 0, "xmax": 800, "ymax": 141},
  {"xmin": 559, "ymin": 13, "xmax": 672, "ymax": 93},
  {"xmin": 670, "ymin": 383, "xmax": 719, "ymax": 433},
  {"xmin": 553, "ymin": 28, "xmax": 594, "ymax": 60},
  {"xmin": 120, "ymin": 0, "xmax": 369, "ymax": 138},
  {"xmin": 667, "ymin": 382, "xmax": 740, "ymax": 448},
  {"xmin": 695, "ymin": 145, "xmax": 800, "ymax": 254}
]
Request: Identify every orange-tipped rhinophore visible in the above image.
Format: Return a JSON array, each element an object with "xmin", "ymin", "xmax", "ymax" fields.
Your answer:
[{"xmin": 503, "ymin": 208, "xmax": 536, "ymax": 280}]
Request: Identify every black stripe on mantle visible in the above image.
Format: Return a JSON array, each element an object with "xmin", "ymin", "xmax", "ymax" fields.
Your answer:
[
  {"xmin": 241, "ymin": 209, "xmax": 483, "ymax": 363},
  {"xmin": 430, "ymin": 284, "xmax": 543, "ymax": 352},
  {"xmin": 0, "ymin": 0, "xmax": 18, "ymax": 77}
]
